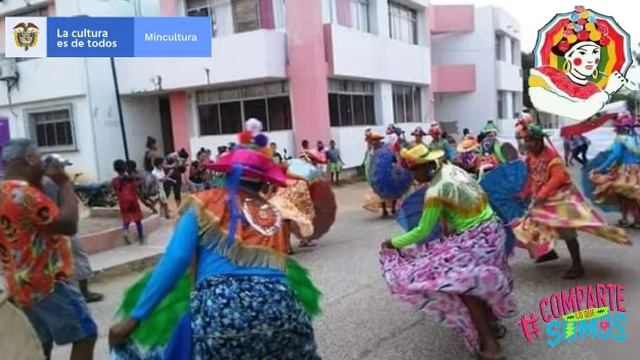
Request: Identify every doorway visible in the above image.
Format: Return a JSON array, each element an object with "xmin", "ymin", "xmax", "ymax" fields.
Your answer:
[{"xmin": 159, "ymin": 97, "xmax": 175, "ymax": 155}]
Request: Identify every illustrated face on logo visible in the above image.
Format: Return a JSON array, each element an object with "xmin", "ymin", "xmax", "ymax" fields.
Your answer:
[
  {"xmin": 13, "ymin": 22, "xmax": 40, "ymax": 51},
  {"xmin": 565, "ymin": 42, "xmax": 601, "ymax": 78}
]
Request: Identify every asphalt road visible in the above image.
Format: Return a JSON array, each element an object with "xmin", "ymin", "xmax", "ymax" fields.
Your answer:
[{"xmin": 53, "ymin": 180, "xmax": 640, "ymax": 360}]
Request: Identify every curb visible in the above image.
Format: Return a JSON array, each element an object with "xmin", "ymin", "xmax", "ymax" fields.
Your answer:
[{"xmin": 91, "ymin": 252, "xmax": 163, "ymax": 283}]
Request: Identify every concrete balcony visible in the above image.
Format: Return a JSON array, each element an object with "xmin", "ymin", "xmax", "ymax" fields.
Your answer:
[
  {"xmin": 430, "ymin": 5, "xmax": 474, "ymax": 34},
  {"xmin": 324, "ymin": 24, "xmax": 430, "ymax": 85},
  {"xmin": 0, "ymin": 58, "xmax": 87, "ymax": 107},
  {"xmin": 431, "ymin": 64, "xmax": 475, "ymax": 93},
  {"xmin": 493, "ymin": 7, "xmax": 520, "ymax": 39},
  {"xmin": 495, "ymin": 61, "xmax": 521, "ymax": 92},
  {"xmin": 115, "ymin": 29, "xmax": 287, "ymax": 95}
]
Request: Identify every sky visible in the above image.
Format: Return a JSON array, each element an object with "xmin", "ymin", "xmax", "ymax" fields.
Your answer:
[{"xmin": 431, "ymin": 0, "xmax": 640, "ymax": 54}]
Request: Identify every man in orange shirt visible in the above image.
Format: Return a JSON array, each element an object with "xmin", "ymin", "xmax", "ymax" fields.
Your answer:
[
  {"xmin": 513, "ymin": 125, "xmax": 630, "ymax": 279},
  {"xmin": 0, "ymin": 139, "xmax": 96, "ymax": 359}
]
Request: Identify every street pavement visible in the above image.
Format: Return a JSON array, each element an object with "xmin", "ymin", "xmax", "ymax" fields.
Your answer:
[{"xmin": 53, "ymin": 179, "xmax": 640, "ymax": 360}]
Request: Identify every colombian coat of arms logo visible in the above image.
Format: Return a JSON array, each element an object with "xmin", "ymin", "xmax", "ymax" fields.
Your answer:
[{"xmin": 13, "ymin": 22, "xmax": 40, "ymax": 51}]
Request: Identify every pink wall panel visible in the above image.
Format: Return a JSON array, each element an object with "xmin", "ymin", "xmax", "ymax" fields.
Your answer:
[
  {"xmin": 432, "ymin": 64, "xmax": 476, "ymax": 93},
  {"xmin": 160, "ymin": 0, "xmax": 178, "ymax": 16},
  {"xmin": 169, "ymin": 92, "xmax": 191, "ymax": 153},
  {"xmin": 430, "ymin": 5, "xmax": 474, "ymax": 34},
  {"xmin": 286, "ymin": 0, "xmax": 331, "ymax": 149}
]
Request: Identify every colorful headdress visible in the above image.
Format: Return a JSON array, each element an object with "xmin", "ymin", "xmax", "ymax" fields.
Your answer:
[
  {"xmin": 427, "ymin": 122, "xmax": 442, "ymax": 137},
  {"xmin": 411, "ymin": 126, "xmax": 427, "ymax": 137},
  {"xmin": 386, "ymin": 124, "xmax": 404, "ymax": 136},
  {"xmin": 400, "ymin": 144, "xmax": 445, "ymax": 167},
  {"xmin": 456, "ymin": 136, "xmax": 479, "ymax": 153},
  {"xmin": 613, "ymin": 112, "xmax": 637, "ymax": 130},
  {"xmin": 515, "ymin": 114, "xmax": 534, "ymax": 138},
  {"xmin": 481, "ymin": 120, "xmax": 499, "ymax": 135},
  {"xmin": 365, "ymin": 130, "xmax": 384, "ymax": 143},
  {"xmin": 205, "ymin": 119, "xmax": 288, "ymax": 186},
  {"xmin": 552, "ymin": 6, "xmax": 610, "ymax": 56},
  {"xmin": 522, "ymin": 124, "xmax": 551, "ymax": 139}
]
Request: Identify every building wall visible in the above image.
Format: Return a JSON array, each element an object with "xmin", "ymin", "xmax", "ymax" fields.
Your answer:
[
  {"xmin": 0, "ymin": 96, "xmax": 100, "ymax": 180},
  {"xmin": 431, "ymin": 6, "xmax": 522, "ymax": 136}
]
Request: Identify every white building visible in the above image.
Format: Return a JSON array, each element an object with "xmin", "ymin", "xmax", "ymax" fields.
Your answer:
[{"xmin": 0, "ymin": 0, "xmax": 522, "ymax": 180}]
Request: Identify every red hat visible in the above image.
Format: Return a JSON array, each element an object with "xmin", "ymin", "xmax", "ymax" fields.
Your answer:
[
  {"xmin": 206, "ymin": 148, "xmax": 288, "ymax": 186},
  {"xmin": 300, "ymin": 149, "xmax": 327, "ymax": 164}
]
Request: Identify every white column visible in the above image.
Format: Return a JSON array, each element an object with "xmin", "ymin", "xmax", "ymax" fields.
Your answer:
[
  {"xmin": 376, "ymin": 82, "xmax": 394, "ymax": 125},
  {"xmin": 504, "ymin": 35, "xmax": 512, "ymax": 64},
  {"xmin": 370, "ymin": 0, "xmax": 390, "ymax": 37}
]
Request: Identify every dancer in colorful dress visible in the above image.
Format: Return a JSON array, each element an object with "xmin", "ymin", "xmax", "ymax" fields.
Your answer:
[
  {"xmin": 589, "ymin": 112, "xmax": 640, "ymax": 228},
  {"xmin": 380, "ymin": 144, "xmax": 516, "ymax": 360},
  {"xmin": 410, "ymin": 126, "xmax": 427, "ymax": 147},
  {"xmin": 364, "ymin": 131, "xmax": 413, "ymax": 218},
  {"xmin": 109, "ymin": 124, "xmax": 321, "ymax": 360},
  {"xmin": 455, "ymin": 136, "xmax": 480, "ymax": 175},
  {"xmin": 427, "ymin": 122, "xmax": 454, "ymax": 160},
  {"xmin": 512, "ymin": 124, "xmax": 630, "ymax": 279}
]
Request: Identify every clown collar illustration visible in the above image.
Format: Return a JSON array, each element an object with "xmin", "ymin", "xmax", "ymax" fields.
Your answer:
[{"xmin": 529, "ymin": 6, "xmax": 636, "ymax": 122}]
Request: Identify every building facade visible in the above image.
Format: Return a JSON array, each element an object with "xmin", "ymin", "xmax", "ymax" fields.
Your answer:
[{"xmin": 0, "ymin": 0, "xmax": 522, "ymax": 180}]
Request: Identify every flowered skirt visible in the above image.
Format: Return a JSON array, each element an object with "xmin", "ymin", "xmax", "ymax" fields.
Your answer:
[
  {"xmin": 512, "ymin": 186, "xmax": 631, "ymax": 259},
  {"xmin": 111, "ymin": 276, "xmax": 320, "ymax": 360},
  {"xmin": 269, "ymin": 180, "xmax": 316, "ymax": 238},
  {"xmin": 590, "ymin": 164, "xmax": 640, "ymax": 205},
  {"xmin": 379, "ymin": 219, "xmax": 516, "ymax": 352},
  {"xmin": 362, "ymin": 189, "xmax": 396, "ymax": 212}
]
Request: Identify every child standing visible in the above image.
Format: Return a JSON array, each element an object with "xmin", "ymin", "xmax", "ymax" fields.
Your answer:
[
  {"xmin": 152, "ymin": 157, "xmax": 172, "ymax": 219},
  {"xmin": 112, "ymin": 159, "xmax": 144, "ymax": 245},
  {"xmin": 327, "ymin": 140, "xmax": 345, "ymax": 185}
]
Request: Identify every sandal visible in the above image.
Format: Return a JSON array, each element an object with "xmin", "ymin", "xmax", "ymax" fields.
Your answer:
[
  {"xmin": 493, "ymin": 323, "xmax": 507, "ymax": 339},
  {"xmin": 617, "ymin": 219, "xmax": 632, "ymax": 228},
  {"xmin": 563, "ymin": 268, "xmax": 585, "ymax": 279},
  {"xmin": 534, "ymin": 250, "xmax": 559, "ymax": 264},
  {"xmin": 476, "ymin": 351, "xmax": 506, "ymax": 360}
]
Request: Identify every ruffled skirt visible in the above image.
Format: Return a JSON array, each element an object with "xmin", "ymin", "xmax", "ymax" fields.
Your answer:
[
  {"xmin": 512, "ymin": 186, "xmax": 630, "ymax": 259},
  {"xmin": 379, "ymin": 219, "xmax": 516, "ymax": 351}
]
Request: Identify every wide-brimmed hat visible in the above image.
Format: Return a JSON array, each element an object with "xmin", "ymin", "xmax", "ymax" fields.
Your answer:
[
  {"xmin": 400, "ymin": 144, "xmax": 445, "ymax": 168},
  {"xmin": 456, "ymin": 137, "xmax": 479, "ymax": 153},
  {"xmin": 365, "ymin": 131, "xmax": 384, "ymax": 143},
  {"xmin": 204, "ymin": 119, "xmax": 287, "ymax": 186},
  {"xmin": 206, "ymin": 148, "xmax": 287, "ymax": 186},
  {"xmin": 411, "ymin": 126, "xmax": 427, "ymax": 137}
]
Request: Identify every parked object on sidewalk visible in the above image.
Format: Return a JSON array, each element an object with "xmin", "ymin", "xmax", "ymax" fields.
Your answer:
[{"xmin": 73, "ymin": 174, "xmax": 118, "ymax": 208}]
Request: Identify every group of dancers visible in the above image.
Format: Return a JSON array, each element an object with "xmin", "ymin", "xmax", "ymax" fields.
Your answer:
[
  {"xmin": 367, "ymin": 114, "xmax": 636, "ymax": 359},
  {"xmin": 104, "ymin": 113, "xmax": 639, "ymax": 359}
]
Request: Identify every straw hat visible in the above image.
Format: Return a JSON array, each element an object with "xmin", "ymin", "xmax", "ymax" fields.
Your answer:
[
  {"xmin": 456, "ymin": 136, "xmax": 480, "ymax": 153},
  {"xmin": 400, "ymin": 144, "xmax": 445, "ymax": 167}
]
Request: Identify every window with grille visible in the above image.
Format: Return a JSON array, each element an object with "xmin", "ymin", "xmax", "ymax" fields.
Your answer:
[
  {"xmin": 388, "ymin": 2, "xmax": 417, "ymax": 45},
  {"xmin": 328, "ymin": 79, "xmax": 376, "ymax": 127},
  {"xmin": 392, "ymin": 85, "xmax": 421, "ymax": 123},
  {"xmin": 186, "ymin": 0, "xmax": 234, "ymax": 37},
  {"xmin": 196, "ymin": 81, "xmax": 292, "ymax": 135},
  {"xmin": 497, "ymin": 91, "xmax": 505, "ymax": 119},
  {"xmin": 351, "ymin": 0, "xmax": 370, "ymax": 32},
  {"xmin": 28, "ymin": 107, "xmax": 76, "ymax": 150}
]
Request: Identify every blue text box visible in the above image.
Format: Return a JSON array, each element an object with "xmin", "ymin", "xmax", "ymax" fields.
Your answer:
[
  {"xmin": 47, "ymin": 17, "xmax": 134, "ymax": 57},
  {"xmin": 133, "ymin": 17, "xmax": 212, "ymax": 57}
]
